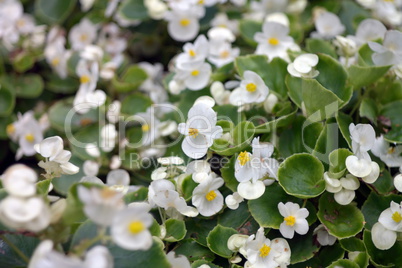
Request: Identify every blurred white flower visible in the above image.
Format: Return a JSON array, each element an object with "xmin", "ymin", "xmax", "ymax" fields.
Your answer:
[
  {"xmin": 165, "ymin": 6, "xmax": 204, "ymax": 42},
  {"xmin": 210, "ymin": 81, "xmax": 231, "ymax": 105},
  {"xmin": 311, "ymin": 11, "xmax": 345, "ymax": 39},
  {"xmin": 368, "ymin": 30, "xmax": 402, "ymax": 66},
  {"xmin": 166, "ymin": 252, "xmax": 191, "ymax": 268},
  {"xmin": 313, "ymin": 224, "xmax": 336, "ymax": 246},
  {"xmin": 333, "ymin": 36, "xmax": 358, "ymax": 57},
  {"xmin": 230, "ymin": 71, "xmax": 269, "ymax": 106},
  {"xmin": 378, "ymin": 201, "xmax": 402, "ymax": 232},
  {"xmin": 178, "ymin": 103, "xmax": 223, "ymax": 159},
  {"xmin": 176, "ymin": 35, "xmax": 209, "ymax": 67},
  {"xmin": 208, "ymin": 40, "xmax": 240, "ymax": 67},
  {"xmin": 1, "ymin": 164, "xmax": 37, "ymax": 198},
  {"xmin": 287, "ymin": 53, "xmax": 319, "ymax": 78},
  {"xmin": 186, "ymin": 160, "xmax": 211, "ymax": 183},
  {"xmin": 192, "ymin": 175, "xmax": 224, "ymax": 216},
  {"xmin": 278, "ymin": 202, "xmax": 309, "ymax": 239},
  {"xmin": 394, "ymin": 174, "xmax": 402, "ymax": 192},
  {"xmin": 347, "ymin": 19, "xmax": 386, "ymax": 48},
  {"xmin": 372, "ymin": 135, "xmax": 402, "ymax": 167},
  {"xmin": 174, "ymin": 61, "xmax": 212, "ymax": 91},
  {"xmin": 111, "ymin": 202, "xmax": 154, "ymax": 250},
  {"xmin": 69, "ymin": 18, "xmax": 97, "ymax": 50}
]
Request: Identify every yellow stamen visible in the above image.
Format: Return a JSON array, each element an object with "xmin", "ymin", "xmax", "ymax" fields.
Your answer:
[
  {"xmin": 198, "ymin": 0, "xmax": 204, "ymax": 4},
  {"xmin": 180, "ymin": 19, "xmax": 191, "ymax": 27},
  {"xmin": 189, "ymin": 49, "xmax": 196, "ymax": 57},
  {"xmin": 388, "ymin": 147, "xmax": 396, "ymax": 154},
  {"xmin": 284, "ymin": 215, "xmax": 296, "ymax": 226},
  {"xmin": 392, "ymin": 212, "xmax": 402, "ymax": 223},
  {"xmin": 246, "ymin": 83, "xmax": 257, "ymax": 92},
  {"xmin": 259, "ymin": 244, "xmax": 271, "ymax": 258},
  {"xmin": 128, "ymin": 221, "xmax": 145, "ymax": 234},
  {"xmin": 51, "ymin": 58, "xmax": 60, "ymax": 66},
  {"xmin": 100, "ymin": 188, "xmax": 117, "ymax": 199},
  {"xmin": 25, "ymin": 133, "xmax": 35, "ymax": 143},
  {"xmin": 80, "ymin": 75, "xmax": 90, "ymax": 84},
  {"xmin": 191, "ymin": 70, "xmax": 199, "ymax": 76},
  {"xmin": 238, "ymin": 151, "xmax": 250, "ymax": 166},
  {"xmin": 142, "ymin": 124, "xmax": 150, "ymax": 132},
  {"xmin": 205, "ymin": 190, "xmax": 217, "ymax": 201},
  {"xmin": 220, "ymin": 50, "xmax": 230, "ymax": 59},
  {"xmin": 188, "ymin": 128, "xmax": 199, "ymax": 138},
  {"xmin": 6, "ymin": 124, "xmax": 15, "ymax": 135},
  {"xmin": 80, "ymin": 34, "xmax": 88, "ymax": 42},
  {"xmin": 268, "ymin": 37, "xmax": 279, "ymax": 46}
]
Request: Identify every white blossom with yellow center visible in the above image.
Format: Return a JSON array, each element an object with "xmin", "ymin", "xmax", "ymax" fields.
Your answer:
[
  {"xmin": 278, "ymin": 202, "xmax": 309, "ymax": 239},
  {"xmin": 379, "ymin": 201, "xmax": 402, "ymax": 232},
  {"xmin": 192, "ymin": 174, "xmax": 224, "ymax": 216},
  {"xmin": 164, "ymin": 6, "xmax": 204, "ymax": 42},
  {"xmin": 229, "ymin": 70, "xmax": 269, "ymax": 106}
]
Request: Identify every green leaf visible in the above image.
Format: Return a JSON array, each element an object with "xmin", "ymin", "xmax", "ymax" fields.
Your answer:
[
  {"xmin": 180, "ymin": 174, "xmax": 197, "ymax": 201},
  {"xmin": 121, "ymin": 93, "xmax": 153, "ymax": 116},
  {"xmin": 340, "ymin": 237, "xmax": 366, "ymax": 252},
  {"xmin": 52, "ymin": 156, "xmax": 84, "ymax": 195},
  {"xmin": 348, "ymin": 65, "xmax": 391, "ymax": 89},
  {"xmin": 35, "ymin": 0, "xmax": 77, "ymax": 24},
  {"xmin": 238, "ymin": 19, "xmax": 260, "ymax": 47},
  {"xmin": 357, "ymin": 43, "xmax": 375, "ymax": 66},
  {"xmin": 112, "ymin": 65, "xmax": 148, "ymax": 93},
  {"xmin": 380, "ymin": 100, "xmax": 402, "ymax": 126},
  {"xmin": 124, "ymin": 187, "xmax": 148, "ymax": 203},
  {"xmin": 0, "ymin": 234, "xmax": 40, "ymax": 267},
  {"xmin": 361, "ymin": 192, "xmax": 402, "ymax": 230},
  {"xmin": 164, "ymin": 219, "xmax": 187, "ymax": 242},
  {"xmin": 235, "ymin": 55, "xmax": 289, "ymax": 99},
  {"xmin": 384, "ymin": 125, "xmax": 402, "ymax": 143},
  {"xmin": 328, "ymin": 259, "xmax": 360, "ymax": 268},
  {"xmin": 288, "ymin": 228, "xmax": 320, "ymax": 264},
  {"xmin": 0, "ymin": 83, "xmax": 15, "ymax": 117},
  {"xmin": 45, "ymin": 74, "xmax": 80, "ymax": 94},
  {"xmin": 351, "ymin": 252, "xmax": 370, "ymax": 268},
  {"xmin": 306, "ymin": 38, "xmax": 337, "ymax": 58},
  {"xmin": 328, "ymin": 148, "xmax": 353, "ymax": 179},
  {"xmin": 2, "ymin": 74, "xmax": 44, "ymax": 98},
  {"xmin": 318, "ymin": 193, "xmax": 365, "ymax": 238},
  {"xmin": 48, "ymin": 98, "xmax": 99, "ymax": 132},
  {"xmin": 70, "ymin": 124, "xmax": 101, "ymax": 161},
  {"xmin": 278, "ymin": 153, "xmax": 325, "ymax": 199},
  {"xmin": 185, "ymin": 218, "xmax": 217, "ymax": 247},
  {"xmin": 359, "ymin": 98, "xmax": 378, "ymax": 124},
  {"xmin": 118, "ymin": 0, "xmax": 149, "ymax": 21},
  {"xmin": 336, "ymin": 112, "xmax": 353, "ymax": 149},
  {"xmin": 0, "ymin": 116, "xmax": 15, "ymax": 139},
  {"xmin": 62, "ymin": 183, "xmax": 88, "ymax": 225},
  {"xmin": 220, "ymin": 156, "xmax": 238, "ymax": 192},
  {"xmin": 174, "ymin": 240, "xmax": 215, "ymax": 262},
  {"xmin": 12, "ymin": 52, "xmax": 35, "ymax": 72},
  {"xmin": 370, "ymin": 169, "xmax": 395, "ymax": 195},
  {"xmin": 255, "ymin": 107, "xmax": 298, "ymax": 133},
  {"xmin": 363, "ymin": 230, "xmax": 402, "ymax": 267},
  {"xmin": 206, "ymin": 225, "xmax": 237, "ymax": 258},
  {"xmin": 218, "ymin": 202, "xmax": 252, "ymax": 229},
  {"xmin": 36, "ymin": 179, "xmax": 51, "ymax": 196}
]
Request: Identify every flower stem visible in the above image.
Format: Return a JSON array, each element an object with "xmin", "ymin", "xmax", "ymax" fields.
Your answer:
[{"xmin": 0, "ymin": 235, "xmax": 30, "ymax": 264}]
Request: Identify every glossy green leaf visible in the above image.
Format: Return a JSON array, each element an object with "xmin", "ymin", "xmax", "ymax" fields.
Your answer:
[
  {"xmin": 123, "ymin": 187, "xmax": 148, "ymax": 203},
  {"xmin": 278, "ymin": 153, "xmax": 325, "ymax": 199},
  {"xmin": 112, "ymin": 65, "xmax": 148, "ymax": 93},
  {"xmin": 363, "ymin": 230, "xmax": 402, "ymax": 268},
  {"xmin": 348, "ymin": 65, "xmax": 391, "ymax": 89},
  {"xmin": 164, "ymin": 219, "xmax": 187, "ymax": 242},
  {"xmin": 370, "ymin": 169, "xmax": 395, "ymax": 195},
  {"xmin": 340, "ymin": 237, "xmax": 366, "ymax": 252},
  {"xmin": 0, "ymin": 83, "xmax": 15, "ymax": 117},
  {"xmin": 0, "ymin": 234, "xmax": 40, "ymax": 267},
  {"xmin": 238, "ymin": 19, "xmax": 260, "ymax": 47},
  {"xmin": 70, "ymin": 124, "xmax": 101, "ymax": 161},
  {"xmin": 35, "ymin": 0, "xmax": 77, "ymax": 24},
  {"xmin": 220, "ymin": 155, "xmax": 238, "ymax": 192},
  {"xmin": 328, "ymin": 259, "xmax": 360, "ymax": 268},
  {"xmin": 288, "ymin": 228, "xmax": 320, "ymax": 264},
  {"xmin": 318, "ymin": 193, "xmax": 364, "ymax": 238},
  {"xmin": 121, "ymin": 93, "xmax": 153, "ymax": 116},
  {"xmin": 174, "ymin": 240, "xmax": 215, "ymax": 262},
  {"xmin": 328, "ymin": 148, "xmax": 353, "ymax": 179},
  {"xmin": 206, "ymin": 225, "xmax": 237, "ymax": 258},
  {"xmin": 336, "ymin": 112, "xmax": 353, "ymax": 149},
  {"xmin": 118, "ymin": 0, "xmax": 149, "ymax": 20},
  {"xmin": 185, "ymin": 218, "xmax": 217, "ymax": 247},
  {"xmin": 306, "ymin": 38, "xmax": 337, "ymax": 58},
  {"xmin": 359, "ymin": 98, "xmax": 378, "ymax": 124}
]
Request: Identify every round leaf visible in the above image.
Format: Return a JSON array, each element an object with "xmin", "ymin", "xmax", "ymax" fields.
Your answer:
[{"xmin": 206, "ymin": 225, "xmax": 237, "ymax": 258}]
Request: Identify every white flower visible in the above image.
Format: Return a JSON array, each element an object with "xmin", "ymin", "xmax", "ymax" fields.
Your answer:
[
  {"xmin": 356, "ymin": 0, "xmax": 375, "ymax": 8},
  {"xmin": 345, "ymin": 156, "xmax": 372, "ymax": 178},
  {"xmin": 166, "ymin": 252, "xmax": 191, "ymax": 268},
  {"xmin": 80, "ymin": 0, "xmax": 95, "ymax": 11},
  {"xmin": 265, "ymin": 12, "xmax": 290, "ymax": 27},
  {"xmin": 378, "ymin": 201, "xmax": 402, "ymax": 232},
  {"xmin": 68, "ymin": 18, "xmax": 97, "ymax": 50},
  {"xmin": 85, "ymin": 143, "xmax": 101, "ymax": 157},
  {"xmin": 334, "ymin": 174, "xmax": 360, "ymax": 205},
  {"xmin": 77, "ymin": 186, "xmax": 125, "ymax": 226},
  {"xmin": 347, "ymin": 19, "xmax": 386, "ymax": 48},
  {"xmin": 174, "ymin": 61, "xmax": 212, "ymax": 91},
  {"xmin": 192, "ymin": 175, "xmax": 224, "ymax": 216},
  {"xmin": 105, "ymin": 0, "xmax": 121, "ymax": 17},
  {"xmin": 74, "ymin": 60, "xmax": 100, "ymax": 114},
  {"xmin": 44, "ymin": 40, "xmax": 70, "ymax": 79},
  {"xmin": 374, "ymin": 1, "xmax": 402, "ymax": 27},
  {"xmin": 178, "ymin": 103, "xmax": 223, "ymax": 159},
  {"xmin": 311, "ymin": 11, "xmax": 345, "ymax": 39},
  {"xmin": 28, "ymin": 240, "xmax": 81, "ymax": 268},
  {"xmin": 148, "ymin": 179, "xmax": 198, "ymax": 217},
  {"xmin": 83, "ymin": 160, "xmax": 99, "ymax": 177},
  {"xmin": 0, "ymin": 196, "xmax": 50, "ymax": 232},
  {"xmin": 254, "ymin": 21, "xmax": 294, "ymax": 61},
  {"xmin": 83, "ymin": 246, "xmax": 114, "ymax": 268},
  {"xmin": 230, "ymin": 71, "xmax": 269, "ymax": 106},
  {"xmin": 106, "ymin": 100, "xmax": 121, "ymax": 124},
  {"xmin": 100, "ymin": 124, "xmax": 117, "ymax": 152},
  {"xmin": 225, "ymin": 192, "xmax": 244, "ymax": 210},
  {"xmin": 313, "ymin": 224, "xmax": 336, "ymax": 246},
  {"xmin": 1, "ymin": 164, "xmax": 37, "ymax": 198},
  {"xmin": 333, "ymin": 36, "xmax": 358, "ymax": 57},
  {"xmin": 263, "ymin": 93, "xmax": 279, "ymax": 113},
  {"xmin": 361, "ymin": 161, "xmax": 380, "ymax": 184},
  {"xmin": 186, "ymin": 160, "xmax": 211, "ymax": 183},
  {"xmin": 227, "ymin": 234, "xmax": 249, "ymax": 253},
  {"xmin": 287, "ymin": 53, "xmax": 319, "ymax": 78},
  {"xmin": 243, "ymin": 227, "xmax": 291, "ymax": 268},
  {"xmin": 371, "ymin": 135, "xmax": 402, "ymax": 167},
  {"xmin": 145, "ymin": 0, "xmax": 168, "ymax": 20},
  {"xmin": 394, "ymin": 174, "xmax": 402, "ymax": 192},
  {"xmin": 208, "ymin": 40, "xmax": 240, "ymax": 67},
  {"xmin": 210, "ymin": 81, "xmax": 230, "ymax": 105},
  {"xmin": 176, "ymin": 35, "xmax": 209, "ymax": 68},
  {"xmin": 371, "ymin": 222, "xmax": 397, "ymax": 250},
  {"xmin": 106, "ymin": 169, "xmax": 134, "ymax": 193},
  {"xmin": 165, "ymin": 6, "xmax": 204, "ymax": 42},
  {"xmin": 211, "ymin": 13, "xmax": 239, "ymax": 35},
  {"xmin": 349, "ymin": 123, "xmax": 376, "ymax": 159},
  {"xmin": 278, "ymin": 202, "xmax": 309, "ymax": 239},
  {"xmin": 111, "ymin": 202, "xmax": 154, "ymax": 250},
  {"xmin": 368, "ymin": 30, "xmax": 402, "ymax": 66},
  {"xmin": 207, "ymin": 27, "xmax": 236, "ymax": 43},
  {"xmin": 238, "ymin": 180, "xmax": 266, "ymax": 200},
  {"xmin": 35, "ymin": 136, "xmax": 79, "ymax": 177}
]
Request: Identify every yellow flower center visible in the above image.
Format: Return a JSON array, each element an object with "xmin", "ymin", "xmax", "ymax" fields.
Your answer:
[
  {"xmin": 100, "ymin": 188, "xmax": 117, "ymax": 199},
  {"xmin": 388, "ymin": 147, "xmax": 396, "ymax": 154},
  {"xmin": 25, "ymin": 133, "xmax": 35, "ymax": 143},
  {"xmin": 198, "ymin": 0, "xmax": 204, "ymax": 4},
  {"xmin": 188, "ymin": 128, "xmax": 199, "ymax": 138},
  {"xmin": 142, "ymin": 124, "xmax": 150, "ymax": 132},
  {"xmin": 17, "ymin": 19, "xmax": 25, "ymax": 27},
  {"xmin": 268, "ymin": 37, "xmax": 279, "ymax": 46},
  {"xmin": 80, "ymin": 75, "xmax": 91, "ymax": 84},
  {"xmin": 180, "ymin": 19, "xmax": 191, "ymax": 27},
  {"xmin": 284, "ymin": 215, "xmax": 296, "ymax": 226},
  {"xmin": 80, "ymin": 34, "xmax": 88, "ymax": 42},
  {"xmin": 6, "ymin": 124, "xmax": 15, "ymax": 135},
  {"xmin": 128, "ymin": 221, "xmax": 145, "ymax": 234},
  {"xmin": 392, "ymin": 211, "xmax": 402, "ymax": 223},
  {"xmin": 259, "ymin": 244, "xmax": 271, "ymax": 258},
  {"xmin": 51, "ymin": 58, "xmax": 60, "ymax": 66},
  {"xmin": 238, "ymin": 151, "xmax": 250, "ymax": 166},
  {"xmin": 220, "ymin": 50, "xmax": 230, "ymax": 59},
  {"xmin": 189, "ymin": 49, "xmax": 196, "ymax": 57},
  {"xmin": 384, "ymin": 0, "xmax": 394, "ymax": 2},
  {"xmin": 191, "ymin": 70, "xmax": 200, "ymax": 76},
  {"xmin": 246, "ymin": 83, "xmax": 257, "ymax": 92},
  {"xmin": 205, "ymin": 190, "xmax": 217, "ymax": 201}
]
